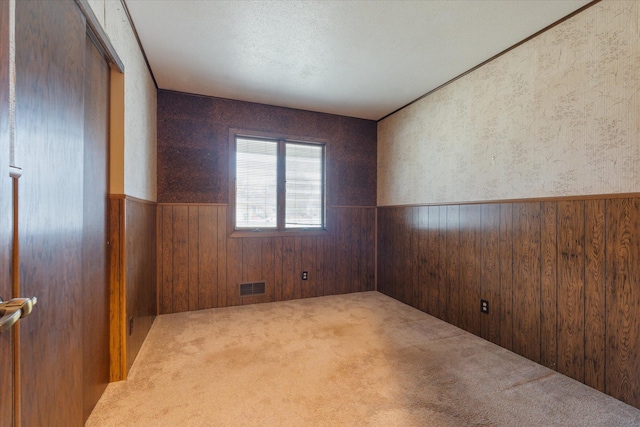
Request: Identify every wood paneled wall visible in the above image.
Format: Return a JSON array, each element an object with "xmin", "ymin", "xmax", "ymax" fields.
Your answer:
[
  {"xmin": 108, "ymin": 196, "xmax": 126, "ymax": 381},
  {"xmin": 82, "ymin": 32, "xmax": 110, "ymax": 421},
  {"xmin": 157, "ymin": 205, "xmax": 375, "ymax": 314},
  {"xmin": 108, "ymin": 195, "xmax": 157, "ymax": 380},
  {"xmin": 125, "ymin": 198, "xmax": 157, "ymax": 371},
  {"xmin": 156, "ymin": 90, "xmax": 378, "ymax": 313},
  {"xmin": 377, "ymin": 196, "xmax": 640, "ymax": 409}
]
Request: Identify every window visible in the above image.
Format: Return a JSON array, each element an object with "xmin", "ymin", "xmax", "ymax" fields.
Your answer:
[{"xmin": 231, "ymin": 131, "xmax": 326, "ymax": 235}]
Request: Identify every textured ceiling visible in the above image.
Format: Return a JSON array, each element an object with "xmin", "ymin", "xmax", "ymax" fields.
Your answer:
[{"xmin": 125, "ymin": 0, "xmax": 593, "ymax": 120}]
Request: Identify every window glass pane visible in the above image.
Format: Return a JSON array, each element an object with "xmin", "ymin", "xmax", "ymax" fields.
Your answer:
[
  {"xmin": 285, "ymin": 143, "xmax": 323, "ymax": 228},
  {"xmin": 236, "ymin": 138, "xmax": 278, "ymax": 228}
]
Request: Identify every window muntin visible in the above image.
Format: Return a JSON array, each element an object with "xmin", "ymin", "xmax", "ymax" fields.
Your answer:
[{"xmin": 233, "ymin": 134, "xmax": 325, "ymax": 233}]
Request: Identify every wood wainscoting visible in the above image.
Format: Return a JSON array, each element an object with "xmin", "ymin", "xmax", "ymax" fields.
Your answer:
[
  {"xmin": 377, "ymin": 196, "xmax": 640, "ymax": 409},
  {"xmin": 108, "ymin": 195, "xmax": 157, "ymax": 380},
  {"xmin": 157, "ymin": 204, "xmax": 375, "ymax": 314}
]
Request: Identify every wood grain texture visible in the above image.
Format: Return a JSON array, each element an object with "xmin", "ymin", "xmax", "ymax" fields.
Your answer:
[
  {"xmin": 334, "ymin": 212, "xmax": 351, "ymax": 296},
  {"xmin": 335, "ymin": 208, "xmax": 372, "ymax": 296},
  {"xmin": 82, "ymin": 34, "xmax": 110, "ymax": 422},
  {"xmin": 11, "ymin": 3, "xmax": 154, "ymax": 423},
  {"xmin": 397, "ymin": 208, "xmax": 413, "ymax": 304},
  {"xmin": 376, "ymin": 208, "xmax": 389, "ymax": 297},
  {"xmin": 416, "ymin": 206, "xmax": 429, "ymax": 312},
  {"xmin": 0, "ymin": 0, "xmax": 14, "ymax": 423},
  {"xmin": 198, "ymin": 205, "xmax": 217, "ymax": 310},
  {"xmin": 459, "ymin": 204, "xmax": 481, "ymax": 335},
  {"xmin": 606, "ymin": 198, "xmax": 640, "ymax": 408},
  {"xmin": 512, "ymin": 203, "xmax": 541, "ymax": 363},
  {"xmin": 157, "ymin": 90, "xmax": 377, "ymax": 206},
  {"xmin": 172, "ymin": 206, "xmax": 189, "ymax": 312},
  {"xmin": 380, "ymin": 207, "xmax": 400, "ymax": 301},
  {"xmin": 435, "ymin": 206, "xmax": 448, "ymax": 319},
  {"xmin": 315, "ymin": 238, "xmax": 325, "ymax": 297},
  {"xmin": 364, "ymin": 208, "xmax": 376, "ymax": 292},
  {"xmin": 273, "ymin": 237, "xmax": 284, "ymax": 301},
  {"xmin": 301, "ymin": 237, "xmax": 317, "ymax": 299},
  {"xmin": 16, "ymin": 1, "xmax": 85, "ymax": 423},
  {"xmin": 443, "ymin": 205, "xmax": 458, "ymax": 324},
  {"xmin": 293, "ymin": 237, "xmax": 303, "ymax": 299},
  {"xmin": 156, "ymin": 204, "xmax": 164, "ymax": 318},
  {"xmin": 241, "ymin": 238, "xmax": 266, "ymax": 305},
  {"xmin": 282, "ymin": 237, "xmax": 296, "ymax": 300},
  {"xmin": 584, "ymin": 199, "xmax": 605, "ymax": 392},
  {"xmin": 124, "ymin": 198, "xmax": 157, "ymax": 374},
  {"xmin": 480, "ymin": 204, "xmax": 500, "ymax": 344},
  {"xmin": 378, "ymin": 195, "xmax": 640, "ymax": 410},
  {"xmin": 556, "ymin": 200, "xmax": 585, "ymax": 382},
  {"xmin": 262, "ymin": 238, "xmax": 276, "ymax": 303},
  {"xmin": 188, "ymin": 206, "xmax": 199, "ymax": 312},
  {"xmin": 158, "ymin": 205, "xmax": 375, "ymax": 313},
  {"xmin": 108, "ymin": 197, "xmax": 126, "ymax": 382},
  {"xmin": 540, "ymin": 202, "xmax": 558, "ymax": 370},
  {"xmin": 226, "ymin": 237, "xmax": 243, "ymax": 307},
  {"xmin": 322, "ymin": 232, "xmax": 336, "ymax": 298},
  {"xmin": 409, "ymin": 207, "xmax": 420, "ymax": 309},
  {"xmin": 427, "ymin": 206, "xmax": 440, "ymax": 317},
  {"xmin": 160, "ymin": 205, "xmax": 173, "ymax": 314},
  {"xmin": 217, "ymin": 206, "xmax": 228, "ymax": 308},
  {"xmin": 498, "ymin": 203, "xmax": 514, "ymax": 351}
]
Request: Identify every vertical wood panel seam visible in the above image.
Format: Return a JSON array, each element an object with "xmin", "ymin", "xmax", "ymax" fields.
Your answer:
[
  {"xmin": 538, "ymin": 202, "xmax": 544, "ymax": 364},
  {"xmin": 196, "ymin": 207, "xmax": 200, "ymax": 310},
  {"xmin": 374, "ymin": 208, "xmax": 378, "ymax": 291},
  {"xmin": 603, "ymin": 199, "xmax": 607, "ymax": 394},
  {"xmin": 171, "ymin": 207, "xmax": 175, "ymax": 313},
  {"xmin": 511, "ymin": 204, "xmax": 515, "ymax": 352},
  {"xmin": 480, "ymin": 205, "xmax": 485, "ymax": 336},
  {"xmin": 456, "ymin": 206, "xmax": 460, "ymax": 326},
  {"xmin": 157, "ymin": 208, "xmax": 161, "ymax": 317},
  {"xmin": 582, "ymin": 200, "xmax": 587, "ymax": 383},
  {"xmin": 498, "ymin": 204, "xmax": 502, "ymax": 344},
  {"xmin": 378, "ymin": 197, "xmax": 639, "ymax": 407},
  {"xmin": 555, "ymin": 202, "xmax": 559, "ymax": 371},
  {"xmin": 187, "ymin": 208, "xmax": 191, "ymax": 310}
]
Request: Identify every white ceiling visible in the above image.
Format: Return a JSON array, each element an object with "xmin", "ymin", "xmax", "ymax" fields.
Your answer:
[{"xmin": 125, "ymin": 0, "xmax": 592, "ymax": 121}]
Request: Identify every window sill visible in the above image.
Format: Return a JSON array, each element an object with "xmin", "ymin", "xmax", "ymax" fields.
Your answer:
[{"xmin": 229, "ymin": 229, "xmax": 330, "ymax": 238}]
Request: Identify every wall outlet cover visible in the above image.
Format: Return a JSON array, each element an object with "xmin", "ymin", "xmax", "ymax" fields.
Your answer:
[{"xmin": 480, "ymin": 300, "xmax": 489, "ymax": 314}]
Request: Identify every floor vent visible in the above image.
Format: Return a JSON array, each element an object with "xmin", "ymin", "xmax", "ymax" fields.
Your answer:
[{"xmin": 240, "ymin": 281, "xmax": 266, "ymax": 297}]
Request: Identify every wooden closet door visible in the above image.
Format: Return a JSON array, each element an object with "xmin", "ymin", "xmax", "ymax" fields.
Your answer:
[
  {"xmin": 0, "ymin": 0, "xmax": 14, "ymax": 422},
  {"xmin": 15, "ymin": 0, "xmax": 86, "ymax": 424}
]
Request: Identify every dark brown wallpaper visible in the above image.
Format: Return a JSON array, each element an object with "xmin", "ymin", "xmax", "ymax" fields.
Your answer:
[{"xmin": 157, "ymin": 90, "xmax": 377, "ymax": 206}]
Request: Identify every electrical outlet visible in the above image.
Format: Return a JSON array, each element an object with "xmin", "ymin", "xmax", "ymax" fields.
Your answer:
[
  {"xmin": 301, "ymin": 271, "xmax": 308, "ymax": 280},
  {"xmin": 129, "ymin": 316, "xmax": 134, "ymax": 335},
  {"xmin": 480, "ymin": 299, "xmax": 489, "ymax": 314}
]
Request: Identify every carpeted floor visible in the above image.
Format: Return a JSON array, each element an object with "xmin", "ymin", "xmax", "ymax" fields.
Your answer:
[{"xmin": 87, "ymin": 292, "xmax": 640, "ymax": 426}]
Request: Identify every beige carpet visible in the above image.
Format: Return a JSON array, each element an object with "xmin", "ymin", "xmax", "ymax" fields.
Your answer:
[{"xmin": 87, "ymin": 292, "xmax": 640, "ymax": 426}]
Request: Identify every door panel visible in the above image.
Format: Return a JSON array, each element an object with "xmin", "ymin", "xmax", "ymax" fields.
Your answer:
[
  {"xmin": 82, "ymin": 33, "xmax": 110, "ymax": 421},
  {"xmin": 15, "ymin": 0, "xmax": 86, "ymax": 424},
  {"xmin": 0, "ymin": 0, "xmax": 14, "ymax": 424}
]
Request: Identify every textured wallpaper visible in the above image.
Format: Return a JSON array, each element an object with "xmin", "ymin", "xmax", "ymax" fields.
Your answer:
[
  {"xmin": 88, "ymin": 0, "xmax": 158, "ymax": 202},
  {"xmin": 378, "ymin": 0, "xmax": 640, "ymax": 206},
  {"xmin": 157, "ymin": 90, "xmax": 377, "ymax": 205}
]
